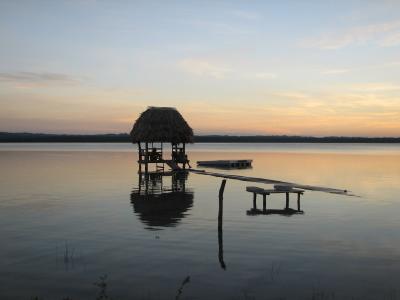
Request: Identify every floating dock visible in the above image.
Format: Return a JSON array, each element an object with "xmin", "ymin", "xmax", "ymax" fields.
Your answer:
[{"xmin": 197, "ymin": 159, "xmax": 252, "ymax": 168}]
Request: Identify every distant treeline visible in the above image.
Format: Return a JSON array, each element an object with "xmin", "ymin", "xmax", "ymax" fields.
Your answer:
[
  {"xmin": 0, "ymin": 132, "xmax": 130, "ymax": 143},
  {"xmin": 1, "ymin": 132, "xmax": 399, "ymax": 143}
]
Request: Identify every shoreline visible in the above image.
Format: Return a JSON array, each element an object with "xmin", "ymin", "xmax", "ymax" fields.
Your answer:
[{"xmin": 1, "ymin": 133, "xmax": 400, "ymax": 143}]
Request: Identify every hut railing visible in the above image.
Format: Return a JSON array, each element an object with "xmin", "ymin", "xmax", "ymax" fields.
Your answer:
[
  {"xmin": 171, "ymin": 143, "xmax": 188, "ymax": 163},
  {"xmin": 138, "ymin": 144, "xmax": 164, "ymax": 163}
]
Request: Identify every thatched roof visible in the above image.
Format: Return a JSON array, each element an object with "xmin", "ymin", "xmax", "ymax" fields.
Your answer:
[{"xmin": 130, "ymin": 107, "xmax": 193, "ymax": 143}]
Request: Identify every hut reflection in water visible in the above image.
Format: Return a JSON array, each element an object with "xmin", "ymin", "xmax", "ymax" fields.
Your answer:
[{"xmin": 130, "ymin": 171, "xmax": 193, "ymax": 230}]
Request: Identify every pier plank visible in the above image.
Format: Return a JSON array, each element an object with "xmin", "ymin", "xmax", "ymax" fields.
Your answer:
[{"xmin": 189, "ymin": 168, "xmax": 350, "ymax": 195}]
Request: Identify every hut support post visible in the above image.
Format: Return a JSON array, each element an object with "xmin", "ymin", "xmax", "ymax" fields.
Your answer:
[
  {"xmin": 138, "ymin": 142, "xmax": 142, "ymax": 172},
  {"xmin": 161, "ymin": 142, "xmax": 164, "ymax": 171},
  {"xmin": 183, "ymin": 143, "xmax": 186, "ymax": 169},
  {"xmin": 172, "ymin": 143, "xmax": 175, "ymax": 162},
  {"xmin": 285, "ymin": 193, "xmax": 289, "ymax": 210},
  {"xmin": 145, "ymin": 142, "xmax": 149, "ymax": 173}
]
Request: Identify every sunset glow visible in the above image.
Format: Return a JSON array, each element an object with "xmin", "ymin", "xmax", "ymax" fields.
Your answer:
[{"xmin": 1, "ymin": 1, "xmax": 400, "ymax": 136}]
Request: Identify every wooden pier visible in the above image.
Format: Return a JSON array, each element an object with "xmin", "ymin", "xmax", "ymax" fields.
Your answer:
[{"xmin": 189, "ymin": 168, "xmax": 350, "ymax": 195}]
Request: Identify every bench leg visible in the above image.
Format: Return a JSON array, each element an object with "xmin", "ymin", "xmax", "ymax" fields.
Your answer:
[
  {"xmin": 285, "ymin": 193, "xmax": 289, "ymax": 210},
  {"xmin": 297, "ymin": 193, "xmax": 301, "ymax": 211},
  {"xmin": 253, "ymin": 193, "xmax": 257, "ymax": 209},
  {"xmin": 263, "ymin": 194, "xmax": 266, "ymax": 212}
]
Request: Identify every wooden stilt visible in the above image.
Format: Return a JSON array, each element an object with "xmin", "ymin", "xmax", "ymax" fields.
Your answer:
[
  {"xmin": 145, "ymin": 174, "xmax": 149, "ymax": 193},
  {"xmin": 161, "ymin": 142, "xmax": 164, "ymax": 171},
  {"xmin": 138, "ymin": 142, "xmax": 142, "ymax": 173},
  {"xmin": 285, "ymin": 192, "xmax": 289, "ymax": 210},
  {"xmin": 145, "ymin": 142, "xmax": 149, "ymax": 173},
  {"xmin": 183, "ymin": 143, "xmax": 186, "ymax": 169}
]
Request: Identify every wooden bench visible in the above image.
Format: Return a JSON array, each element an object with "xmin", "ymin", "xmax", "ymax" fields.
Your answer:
[{"xmin": 246, "ymin": 186, "xmax": 304, "ymax": 213}]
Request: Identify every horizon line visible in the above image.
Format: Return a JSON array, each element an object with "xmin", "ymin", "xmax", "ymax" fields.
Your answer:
[{"xmin": 1, "ymin": 131, "xmax": 400, "ymax": 139}]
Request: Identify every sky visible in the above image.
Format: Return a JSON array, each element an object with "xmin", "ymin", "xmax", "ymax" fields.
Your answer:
[{"xmin": 0, "ymin": 0, "xmax": 400, "ymax": 137}]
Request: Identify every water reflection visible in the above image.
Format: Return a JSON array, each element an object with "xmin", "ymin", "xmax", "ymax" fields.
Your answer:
[
  {"xmin": 247, "ymin": 207, "xmax": 304, "ymax": 216},
  {"xmin": 130, "ymin": 171, "xmax": 193, "ymax": 229},
  {"xmin": 2, "ymin": 147, "xmax": 400, "ymax": 299}
]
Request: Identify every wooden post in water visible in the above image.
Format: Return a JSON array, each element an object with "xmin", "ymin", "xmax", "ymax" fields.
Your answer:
[
  {"xmin": 285, "ymin": 193, "xmax": 289, "ymax": 210},
  {"xmin": 218, "ymin": 179, "xmax": 227, "ymax": 270},
  {"xmin": 218, "ymin": 179, "xmax": 226, "ymax": 220}
]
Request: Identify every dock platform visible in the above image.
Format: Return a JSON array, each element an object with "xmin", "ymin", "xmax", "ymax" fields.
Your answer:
[{"xmin": 197, "ymin": 159, "xmax": 252, "ymax": 169}]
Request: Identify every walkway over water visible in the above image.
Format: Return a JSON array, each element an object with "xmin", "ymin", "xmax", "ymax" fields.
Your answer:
[{"xmin": 189, "ymin": 168, "xmax": 351, "ymax": 195}]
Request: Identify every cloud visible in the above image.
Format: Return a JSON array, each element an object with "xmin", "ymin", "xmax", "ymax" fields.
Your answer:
[
  {"xmin": 321, "ymin": 69, "xmax": 350, "ymax": 75},
  {"xmin": 182, "ymin": 19, "xmax": 251, "ymax": 35},
  {"xmin": 178, "ymin": 58, "xmax": 277, "ymax": 80},
  {"xmin": 346, "ymin": 82, "xmax": 400, "ymax": 92},
  {"xmin": 271, "ymin": 92, "xmax": 311, "ymax": 100},
  {"xmin": 379, "ymin": 31, "xmax": 400, "ymax": 46},
  {"xmin": 302, "ymin": 20, "xmax": 400, "ymax": 49},
  {"xmin": 178, "ymin": 59, "xmax": 232, "ymax": 79},
  {"xmin": 0, "ymin": 71, "xmax": 81, "ymax": 87},
  {"xmin": 319, "ymin": 61, "xmax": 400, "ymax": 75},
  {"xmin": 251, "ymin": 72, "xmax": 277, "ymax": 79},
  {"xmin": 183, "ymin": 92, "xmax": 400, "ymax": 136},
  {"xmin": 230, "ymin": 10, "xmax": 259, "ymax": 20}
]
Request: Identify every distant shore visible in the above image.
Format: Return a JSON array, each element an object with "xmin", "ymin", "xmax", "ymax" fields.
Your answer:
[{"xmin": 1, "ymin": 132, "xmax": 399, "ymax": 143}]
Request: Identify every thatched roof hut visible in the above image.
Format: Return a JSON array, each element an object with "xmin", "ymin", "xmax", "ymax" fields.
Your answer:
[{"xmin": 130, "ymin": 107, "xmax": 193, "ymax": 144}]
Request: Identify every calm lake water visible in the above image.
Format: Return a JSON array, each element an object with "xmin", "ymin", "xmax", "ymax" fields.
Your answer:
[{"xmin": 1, "ymin": 143, "xmax": 400, "ymax": 300}]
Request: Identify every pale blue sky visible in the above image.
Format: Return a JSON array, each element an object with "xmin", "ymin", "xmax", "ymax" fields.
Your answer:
[{"xmin": 1, "ymin": 0, "xmax": 400, "ymax": 136}]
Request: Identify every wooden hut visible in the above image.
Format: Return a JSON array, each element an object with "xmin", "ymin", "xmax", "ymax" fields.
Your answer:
[{"xmin": 130, "ymin": 107, "xmax": 193, "ymax": 173}]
